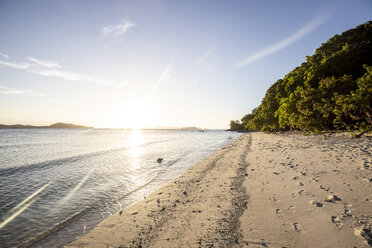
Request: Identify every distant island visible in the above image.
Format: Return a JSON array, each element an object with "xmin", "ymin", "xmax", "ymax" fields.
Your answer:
[
  {"xmin": 180, "ymin": 126, "xmax": 200, "ymax": 130},
  {"xmin": 0, "ymin": 122, "xmax": 92, "ymax": 129},
  {"xmin": 0, "ymin": 123, "xmax": 205, "ymax": 130},
  {"xmin": 144, "ymin": 126, "xmax": 203, "ymax": 130}
]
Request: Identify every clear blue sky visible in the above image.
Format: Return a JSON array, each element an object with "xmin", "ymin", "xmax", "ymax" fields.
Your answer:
[{"xmin": 0, "ymin": 0, "xmax": 371, "ymax": 128}]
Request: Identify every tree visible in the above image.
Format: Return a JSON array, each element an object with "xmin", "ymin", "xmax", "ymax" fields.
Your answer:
[
  {"xmin": 235, "ymin": 21, "xmax": 372, "ymax": 135},
  {"xmin": 333, "ymin": 65, "xmax": 372, "ymax": 133},
  {"xmin": 229, "ymin": 120, "xmax": 244, "ymax": 131}
]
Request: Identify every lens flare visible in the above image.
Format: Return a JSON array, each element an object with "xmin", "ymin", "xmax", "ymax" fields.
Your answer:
[{"xmin": 58, "ymin": 169, "xmax": 93, "ymax": 206}]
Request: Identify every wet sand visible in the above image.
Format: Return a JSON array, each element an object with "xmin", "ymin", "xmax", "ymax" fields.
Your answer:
[{"xmin": 67, "ymin": 132, "xmax": 372, "ymax": 248}]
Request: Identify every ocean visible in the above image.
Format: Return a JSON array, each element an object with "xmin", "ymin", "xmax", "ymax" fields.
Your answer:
[{"xmin": 0, "ymin": 128, "xmax": 240, "ymax": 247}]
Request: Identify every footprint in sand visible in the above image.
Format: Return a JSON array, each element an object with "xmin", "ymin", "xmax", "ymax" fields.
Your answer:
[
  {"xmin": 343, "ymin": 209, "xmax": 352, "ymax": 217},
  {"xmin": 331, "ymin": 216, "xmax": 343, "ymax": 227},
  {"xmin": 269, "ymin": 196, "xmax": 278, "ymax": 202},
  {"xmin": 310, "ymin": 177, "xmax": 319, "ymax": 183},
  {"xmin": 320, "ymin": 185, "xmax": 330, "ymax": 191},
  {"xmin": 293, "ymin": 222, "xmax": 305, "ymax": 233},
  {"xmin": 310, "ymin": 200, "xmax": 324, "ymax": 208},
  {"xmin": 288, "ymin": 205, "xmax": 295, "ymax": 212},
  {"xmin": 344, "ymin": 202, "xmax": 353, "ymax": 208},
  {"xmin": 354, "ymin": 226, "xmax": 372, "ymax": 245},
  {"xmin": 325, "ymin": 194, "xmax": 342, "ymax": 202}
]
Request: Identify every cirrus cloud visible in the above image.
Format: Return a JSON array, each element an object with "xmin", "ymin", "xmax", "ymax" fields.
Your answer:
[
  {"xmin": 0, "ymin": 53, "xmax": 9, "ymax": 59},
  {"xmin": 233, "ymin": 13, "xmax": 330, "ymax": 69},
  {"xmin": 27, "ymin": 56, "xmax": 62, "ymax": 68},
  {"xmin": 101, "ymin": 19, "xmax": 136, "ymax": 37},
  {"xmin": 0, "ymin": 84, "xmax": 47, "ymax": 97},
  {"xmin": 0, "ymin": 56, "xmax": 126, "ymax": 87},
  {"xmin": 101, "ymin": 19, "xmax": 136, "ymax": 46}
]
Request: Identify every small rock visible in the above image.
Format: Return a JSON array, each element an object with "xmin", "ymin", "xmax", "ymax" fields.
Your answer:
[
  {"xmin": 325, "ymin": 194, "xmax": 342, "ymax": 202},
  {"xmin": 157, "ymin": 158, "xmax": 163, "ymax": 163}
]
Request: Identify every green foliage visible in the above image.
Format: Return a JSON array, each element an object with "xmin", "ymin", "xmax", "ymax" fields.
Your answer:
[
  {"xmin": 229, "ymin": 120, "xmax": 244, "ymax": 131},
  {"xmin": 333, "ymin": 65, "xmax": 372, "ymax": 132},
  {"xmin": 231, "ymin": 21, "xmax": 372, "ymax": 135}
]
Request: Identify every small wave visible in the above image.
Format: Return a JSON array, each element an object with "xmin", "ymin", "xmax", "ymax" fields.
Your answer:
[
  {"xmin": 0, "ymin": 140, "xmax": 169, "ymax": 177},
  {"xmin": 23, "ymin": 176, "xmax": 158, "ymax": 247},
  {"xmin": 118, "ymin": 175, "xmax": 158, "ymax": 202},
  {"xmin": 166, "ymin": 158, "xmax": 182, "ymax": 167},
  {"xmin": 19, "ymin": 208, "xmax": 89, "ymax": 248},
  {"xmin": 139, "ymin": 140, "xmax": 167, "ymax": 148},
  {"xmin": 0, "ymin": 147, "xmax": 126, "ymax": 177}
]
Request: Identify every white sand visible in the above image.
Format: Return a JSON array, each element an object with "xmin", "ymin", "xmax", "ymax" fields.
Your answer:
[{"xmin": 67, "ymin": 132, "xmax": 372, "ymax": 248}]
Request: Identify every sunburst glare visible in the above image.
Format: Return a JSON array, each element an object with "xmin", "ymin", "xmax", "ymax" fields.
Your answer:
[{"xmin": 129, "ymin": 129, "xmax": 144, "ymax": 169}]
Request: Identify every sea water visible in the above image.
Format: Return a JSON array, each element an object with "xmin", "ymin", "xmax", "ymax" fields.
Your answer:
[{"xmin": 0, "ymin": 128, "xmax": 240, "ymax": 247}]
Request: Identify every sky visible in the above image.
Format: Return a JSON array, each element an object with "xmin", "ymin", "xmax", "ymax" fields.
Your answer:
[{"xmin": 0, "ymin": 0, "xmax": 371, "ymax": 129}]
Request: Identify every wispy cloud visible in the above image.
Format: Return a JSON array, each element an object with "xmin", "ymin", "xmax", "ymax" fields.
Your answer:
[
  {"xmin": 0, "ymin": 56, "xmax": 126, "ymax": 86},
  {"xmin": 29, "ymin": 68, "xmax": 125, "ymax": 86},
  {"xmin": 0, "ymin": 60, "xmax": 31, "ymax": 69},
  {"xmin": 102, "ymin": 19, "xmax": 136, "ymax": 37},
  {"xmin": 202, "ymin": 59, "xmax": 221, "ymax": 74},
  {"xmin": 193, "ymin": 47, "xmax": 220, "ymax": 74},
  {"xmin": 101, "ymin": 19, "xmax": 136, "ymax": 46},
  {"xmin": 148, "ymin": 63, "xmax": 172, "ymax": 98},
  {"xmin": 27, "ymin": 56, "xmax": 62, "ymax": 68},
  {"xmin": 233, "ymin": 14, "xmax": 330, "ymax": 68},
  {"xmin": 0, "ymin": 53, "xmax": 9, "ymax": 59},
  {"xmin": 194, "ymin": 48, "xmax": 214, "ymax": 66},
  {"xmin": 0, "ymin": 85, "xmax": 47, "ymax": 97},
  {"xmin": 157, "ymin": 64, "xmax": 172, "ymax": 86}
]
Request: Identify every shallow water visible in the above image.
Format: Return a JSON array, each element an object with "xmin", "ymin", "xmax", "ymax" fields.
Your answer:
[{"xmin": 0, "ymin": 128, "xmax": 240, "ymax": 247}]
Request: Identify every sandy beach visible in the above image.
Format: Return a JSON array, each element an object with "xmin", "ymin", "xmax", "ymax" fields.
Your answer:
[{"xmin": 67, "ymin": 132, "xmax": 372, "ymax": 248}]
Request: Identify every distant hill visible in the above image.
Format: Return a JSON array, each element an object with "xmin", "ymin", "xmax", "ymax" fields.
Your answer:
[
  {"xmin": 48, "ymin": 122, "xmax": 91, "ymax": 128},
  {"xmin": 145, "ymin": 126, "xmax": 203, "ymax": 130},
  {"xmin": 180, "ymin": 126, "xmax": 200, "ymax": 130},
  {"xmin": 0, "ymin": 122, "xmax": 92, "ymax": 129}
]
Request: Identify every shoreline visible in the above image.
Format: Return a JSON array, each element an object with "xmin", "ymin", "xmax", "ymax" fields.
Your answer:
[
  {"xmin": 67, "ymin": 132, "xmax": 372, "ymax": 247},
  {"xmin": 67, "ymin": 134, "xmax": 251, "ymax": 247}
]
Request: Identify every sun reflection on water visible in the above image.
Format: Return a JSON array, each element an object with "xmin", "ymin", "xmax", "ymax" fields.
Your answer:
[{"xmin": 129, "ymin": 129, "xmax": 144, "ymax": 169}]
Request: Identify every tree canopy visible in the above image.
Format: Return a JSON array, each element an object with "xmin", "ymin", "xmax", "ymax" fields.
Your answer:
[{"xmin": 230, "ymin": 21, "xmax": 372, "ymax": 135}]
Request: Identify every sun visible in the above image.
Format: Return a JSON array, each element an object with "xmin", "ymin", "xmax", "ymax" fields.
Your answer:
[{"xmin": 111, "ymin": 100, "xmax": 155, "ymax": 129}]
